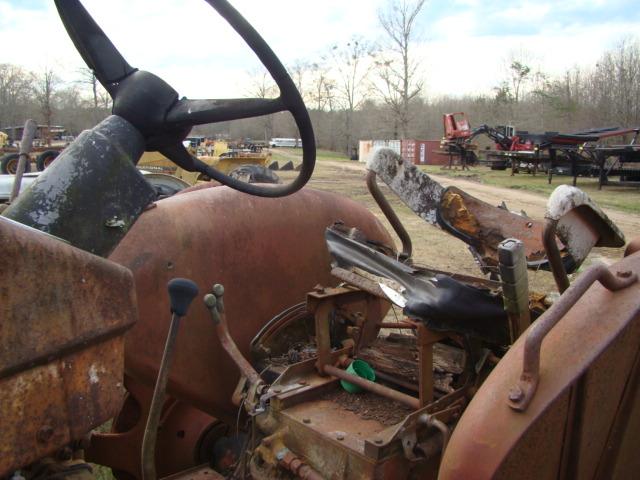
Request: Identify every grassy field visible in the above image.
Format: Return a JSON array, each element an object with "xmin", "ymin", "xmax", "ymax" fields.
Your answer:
[{"xmin": 420, "ymin": 165, "xmax": 640, "ymax": 214}]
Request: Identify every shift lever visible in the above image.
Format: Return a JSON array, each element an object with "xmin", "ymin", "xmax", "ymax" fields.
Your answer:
[{"xmin": 141, "ymin": 278, "xmax": 199, "ymax": 480}]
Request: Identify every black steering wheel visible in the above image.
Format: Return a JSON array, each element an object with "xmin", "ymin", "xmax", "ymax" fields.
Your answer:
[{"xmin": 54, "ymin": 0, "xmax": 315, "ymax": 197}]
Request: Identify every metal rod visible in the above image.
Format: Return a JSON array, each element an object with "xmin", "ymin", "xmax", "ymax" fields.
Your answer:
[
  {"xmin": 542, "ymin": 219, "xmax": 570, "ymax": 293},
  {"xmin": 324, "ymin": 364, "xmax": 420, "ymax": 410},
  {"xmin": 366, "ymin": 170, "xmax": 412, "ymax": 262},
  {"xmin": 508, "ymin": 263, "xmax": 637, "ymax": 412},
  {"xmin": 205, "ymin": 292, "xmax": 262, "ymax": 386},
  {"xmin": 10, "ymin": 119, "xmax": 37, "ymax": 202},
  {"xmin": 279, "ymin": 449, "xmax": 324, "ymax": 480},
  {"xmin": 141, "ymin": 312, "xmax": 182, "ymax": 480}
]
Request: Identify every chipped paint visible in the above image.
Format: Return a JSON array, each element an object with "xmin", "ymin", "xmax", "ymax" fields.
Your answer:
[{"xmin": 367, "ymin": 148, "xmax": 444, "ymax": 225}]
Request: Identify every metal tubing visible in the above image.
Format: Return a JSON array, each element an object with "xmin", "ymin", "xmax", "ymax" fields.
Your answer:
[
  {"xmin": 9, "ymin": 119, "xmax": 37, "ymax": 202},
  {"xmin": 279, "ymin": 450, "xmax": 324, "ymax": 480},
  {"xmin": 323, "ymin": 364, "xmax": 420, "ymax": 410},
  {"xmin": 141, "ymin": 313, "xmax": 182, "ymax": 480},
  {"xmin": 508, "ymin": 263, "xmax": 637, "ymax": 412},
  {"xmin": 419, "ymin": 414, "xmax": 450, "ymax": 452},
  {"xmin": 205, "ymin": 290, "xmax": 262, "ymax": 387},
  {"xmin": 366, "ymin": 170, "xmax": 412, "ymax": 261},
  {"xmin": 543, "ymin": 219, "xmax": 570, "ymax": 293}
]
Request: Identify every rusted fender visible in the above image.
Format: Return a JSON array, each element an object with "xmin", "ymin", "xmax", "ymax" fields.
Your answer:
[
  {"xmin": 439, "ymin": 255, "xmax": 640, "ymax": 480},
  {"xmin": 109, "ymin": 186, "xmax": 393, "ymax": 425}
]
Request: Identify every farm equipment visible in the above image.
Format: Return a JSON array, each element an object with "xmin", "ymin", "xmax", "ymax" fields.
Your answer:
[
  {"xmin": 2, "ymin": 1, "xmax": 640, "ymax": 480},
  {"xmin": 0, "ymin": 124, "xmax": 70, "ymax": 173}
]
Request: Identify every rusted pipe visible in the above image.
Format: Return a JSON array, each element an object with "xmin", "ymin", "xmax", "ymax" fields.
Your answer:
[
  {"xmin": 542, "ymin": 218, "xmax": 570, "ymax": 293},
  {"xmin": 375, "ymin": 370, "xmax": 418, "ymax": 392},
  {"xmin": 366, "ymin": 170, "xmax": 412, "ymax": 262},
  {"xmin": 278, "ymin": 449, "xmax": 324, "ymax": 480},
  {"xmin": 419, "ymin": 414, "xmax": 450, "ymax": 452},
  {"xmin": 204, "ymin": 285, "xmax": 261, "ymax": 386},
  {"xmin": 508, "ymin": 263, "xmax": 637, "ymax": 412},
  {"xmin": 324, "ymin": 364, "xmax": 420, "ymax": 410},
  {"xmin": 10, "ymin": 119, "xmax": 37, "ymax": 202}
]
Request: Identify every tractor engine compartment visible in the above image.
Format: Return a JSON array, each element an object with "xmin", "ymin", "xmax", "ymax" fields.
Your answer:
[{"xmin": 211, "ymin": 225, "xmax": 535, "ymax": 480}]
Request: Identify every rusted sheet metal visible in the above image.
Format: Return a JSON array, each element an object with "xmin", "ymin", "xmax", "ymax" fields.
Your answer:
[
  {"xmin": 0, "ymin": 216, "xmax": 137, "ymax": 477},
  {"xmin": 439, "ymin": 186, "xmax": 547, "ymax": 267},
  {"xmin": 544, "ymin": 185, "xmax": 625, "ymax": 286},
  {"xmin": 439, "ymin": 255, "xmax": 640, "ymax": 480},
  {"xmin": 546, "ymin": 184, "xmax": 625, "ymax": 250},
  {"xmin": 367, "ymin": 148, "xmax": 558, "ymax": 270},
  {"xmin": 87, "ymin": 376, "xmax": 220, "ymax": 480},
  {"xmin": 109, "ymin": 186, "xmax": 393, "ymax": 425}
]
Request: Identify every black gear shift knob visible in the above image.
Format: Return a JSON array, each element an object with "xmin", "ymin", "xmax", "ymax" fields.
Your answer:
[{"xmin": 168, "ymin": 278, "xmax": 199, "ymax": 316}]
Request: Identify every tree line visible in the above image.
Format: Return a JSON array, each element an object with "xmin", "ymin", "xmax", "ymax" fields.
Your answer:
[{"xmin": 1, "ymin": 0, "xmax": 639, "ymax": 153}]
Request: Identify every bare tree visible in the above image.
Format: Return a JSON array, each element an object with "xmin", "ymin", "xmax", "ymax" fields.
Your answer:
[
  {"xmin": 32, "ymin": 68, "xmax": 60, "ymax": 144},
  {"xmin": 329, "ymin": 37, "xmax": 376, "ymax": 154},
  {"xmin": 247, "ymin": 68, "xmax": 278, "ymax": 141},
  {"xmin": 0, "ymin": 64, "xmax": 33, "ymax": 127},
  {"xmin": 376, "ymin": 0, "xmax": 426, "ymax": 139}
]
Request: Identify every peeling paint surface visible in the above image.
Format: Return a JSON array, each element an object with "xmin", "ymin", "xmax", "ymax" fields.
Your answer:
[{"xmin": 367, "ymin": 148, "xmax": 444, "ymax": 225}]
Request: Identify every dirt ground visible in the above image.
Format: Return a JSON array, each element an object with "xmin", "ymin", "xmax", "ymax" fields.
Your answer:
[{"xmin": 276, "ymin": 153, "xmax": 640, "ymax": 293}]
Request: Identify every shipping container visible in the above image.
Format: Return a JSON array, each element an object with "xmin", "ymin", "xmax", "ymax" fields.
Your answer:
[
  {"xmin": 401, "ymin": 139, "xmax": 450, "ymax": 165},
  {"xmin": 358, "ymin": 139, "xmax": 402, "ymax": 163}
]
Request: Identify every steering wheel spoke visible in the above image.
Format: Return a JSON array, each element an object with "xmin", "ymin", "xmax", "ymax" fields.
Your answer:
[
  {"xmin": 54, "ymin": 0, "xmax": 136, "ymax": 95},
  {"xmin": 55, "ymin": 0, "xmax": 315, "ymax": 197},
  {"xmin": 166, "ymin": 97, "xmax": 287, "ymax": 127}
]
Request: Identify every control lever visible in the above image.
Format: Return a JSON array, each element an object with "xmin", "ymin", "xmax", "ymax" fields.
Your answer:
[
  {"xmin": 141, "ymin": 278, "xmax": 199, "ymax": 480},
  {"xmin": 205, "ymin": 284, "xmax": 262, "ymax": 387}
]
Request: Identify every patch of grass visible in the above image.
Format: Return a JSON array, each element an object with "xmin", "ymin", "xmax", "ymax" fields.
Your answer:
[
  {"xmin": 317, "ymin": 149, "xmax": 350, "ymax": 161},
  {"xmin": 420, "ymin": 165, "xmax": 640, "ymax": 214}
]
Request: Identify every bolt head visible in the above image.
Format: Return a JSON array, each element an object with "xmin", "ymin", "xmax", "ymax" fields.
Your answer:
[
  {"xmin": 508, "ymin": 386, "xmax": 524, "ymax": 402},
  {"xmin": 336, "ymin": 433, "xmax": 345, "ymax": 441},
  {"xmin": 374, "ymin": 438, "xmax": 383, "ymax": 445},
  {"xmin": 303, "ymin": 418, "xmax": 311, "ymax": 424}
]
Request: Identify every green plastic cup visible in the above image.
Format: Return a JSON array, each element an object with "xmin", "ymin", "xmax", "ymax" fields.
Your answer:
[{"xmin": 340, "ymin": 359, "xmax": 376, "ymax": 393}]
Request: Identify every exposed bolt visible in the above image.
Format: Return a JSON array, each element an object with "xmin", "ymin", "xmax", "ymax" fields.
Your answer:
[
  {"xmin": 508, "ymin": 386, "xmax": 524, "ymax": 402},
  {"xmin": 526, "ymin": 222, "xmax": 533, "ymax": 228},
  {"xmin": 303, "ymin": 418, "xmax": 311, "ymax": 424},
  {"xmin": 273, "ymin": 387, "xmax": 282, "ymax": 393},
  {"xmin": 374, "ymin": 438, "xmax": 384, "ymax": 445},
  {"xmin": 617, "ymin": 270, "xmax": 632, "ymax": 278},
  {"xmin": 298, "ymin": 380, "xmax": 307, "ymax": 386},
  {"xmin": 336, "ymin": 433, "xmax": 345, "ymax": 441},
  {"xmin": 37, "ymin": 425, "xmax": 54, "ymax": 443},
  {"xmin": 313, "ymin": 284, "xmax": 325, "ymax": 293}
]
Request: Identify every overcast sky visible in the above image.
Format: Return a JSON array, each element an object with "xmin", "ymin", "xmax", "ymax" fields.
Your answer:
[{"xmin": 1, "ymin": 0, "xmax": 639, "ymax": 101}]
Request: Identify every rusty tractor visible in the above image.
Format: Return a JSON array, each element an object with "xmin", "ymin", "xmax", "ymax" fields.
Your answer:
[{"xmin": 2, "ymin": 1, "xmax": 640, "ymax": 480}]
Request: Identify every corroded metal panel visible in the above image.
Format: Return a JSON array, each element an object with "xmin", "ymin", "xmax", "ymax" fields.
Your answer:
[{"xmin": 0, "ymin": 217, "xmax": 137, "ymax": 476}]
